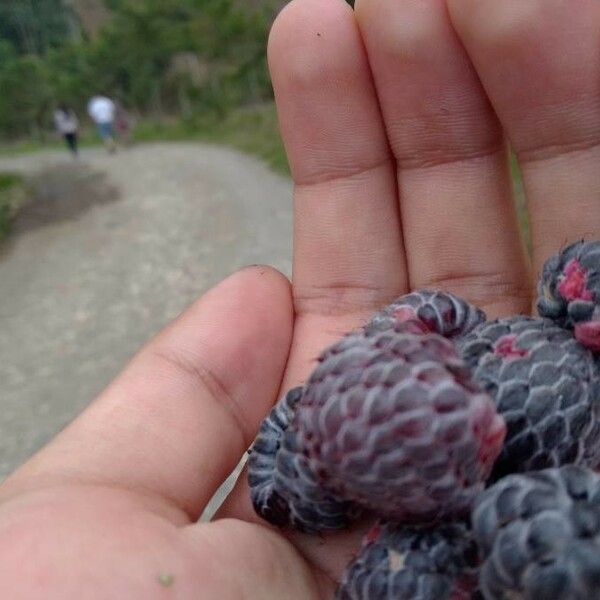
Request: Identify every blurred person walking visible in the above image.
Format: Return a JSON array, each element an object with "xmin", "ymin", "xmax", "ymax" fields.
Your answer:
[
  {"xmin": 53, "ymin": 105, "xmax": 79, "ymax": 157},
  {"xmin": 88, "ymin": 95, "xmax": 117, "ymax": 153},
  {"xmin": 115, "ymin": 102, "xmax": 135, "ymax": 147}
]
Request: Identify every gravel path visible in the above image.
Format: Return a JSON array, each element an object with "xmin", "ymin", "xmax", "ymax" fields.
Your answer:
[{"xmin": 0, "ymin": 143, "xmax": 292, "ymax": 483}]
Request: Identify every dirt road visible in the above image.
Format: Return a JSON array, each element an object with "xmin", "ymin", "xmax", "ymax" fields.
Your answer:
[{"xmin": 0, "ymin": 143, "xmax": 292, "ymax": 480}]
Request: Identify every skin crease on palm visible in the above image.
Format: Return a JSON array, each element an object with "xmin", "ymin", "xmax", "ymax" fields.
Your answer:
[{"xmin": 0, "ymin": 0, "xmax": 599, "ymax": 598}]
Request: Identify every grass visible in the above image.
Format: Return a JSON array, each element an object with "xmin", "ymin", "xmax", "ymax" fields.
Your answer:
[
  {"xmin": 0, "ymin": 130, "xmax": 101, "ymax": 157},
  {"xmin": 0, "ymin": 104, "xmax": 290, "ymax": 175},
  {"xmin": 0, "ymin": 173, "xmax": 26, "ymax": 239},
  {"xmin": 510, "ymin": 152, "xmax": 531, "ymax": 253},
  {"xmin": 133, "ymin": 103, "xmax": 290, "ymax": 175}
]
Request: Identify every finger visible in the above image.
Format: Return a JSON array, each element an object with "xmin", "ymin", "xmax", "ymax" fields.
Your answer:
[
  {"xmin": 270, "ymin": 0, "xmax": 408, "ymax": 383},
  {"xmin": 354, "ymin": 0, "xmax": 530, "ymax": 317},
  {"xmin": 1, "ymin": 267, "xmax": 294, "ymax": 520},
  {"xmin": 447, "ymin": 0, "xmax": 600, "ymax": 277}
]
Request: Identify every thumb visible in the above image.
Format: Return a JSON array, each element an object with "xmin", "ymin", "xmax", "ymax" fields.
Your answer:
[{"xmin": 1, "ymin": 267, "xmax": 294, "ymax": 521}]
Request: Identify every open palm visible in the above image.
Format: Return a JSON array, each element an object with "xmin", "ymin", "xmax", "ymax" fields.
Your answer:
[{"xmin": 1, "ymin": 1, "xmax": 598, "ymax": 598}]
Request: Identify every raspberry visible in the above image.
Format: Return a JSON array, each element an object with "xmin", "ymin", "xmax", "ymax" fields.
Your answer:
[
  {"xmin": 472, "ymin": 466, "xmax": 600, "ymax": 600},
  {"xmin": 458, "ymin": 317, "xmax": 600, "ymax": 480},
  {"xmin": 368, "ymin": 290, "xmax": 486, "ymax": 339},
  {"xmin": 248, "ymin": 387, "xmax": 359, "ymax": 533},
  {"xmin": 538, "ymin": 240, "xmax": 600, "ymax": 352},
  {"xmin": 273, "ymin": 320, "xmax": 504, "ymax": 525},
  {"xmin": 336, "ymin": 521, "xmax": 480, "ymax": 600},
  {"xmin": 248, "ymin": 292, "xmax": 500, "ymax": 531}
]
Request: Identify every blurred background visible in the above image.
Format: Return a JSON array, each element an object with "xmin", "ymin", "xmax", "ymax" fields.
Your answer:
[
  {"xmin": 0, "ymin": 0, "xmax": 299, "ymax": 164},
  {"xmin": 0, "ymin": 0, "xmax": 363, "ymax": 480},
  {"xmin": 1, "ymin": 0, "xmax": 523, "ymax": 487}
]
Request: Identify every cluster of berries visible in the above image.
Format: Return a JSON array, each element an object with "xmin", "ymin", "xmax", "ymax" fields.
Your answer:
[{"xmin": 248, "ymin": 240, "xmax": 600, "ymax": 599}]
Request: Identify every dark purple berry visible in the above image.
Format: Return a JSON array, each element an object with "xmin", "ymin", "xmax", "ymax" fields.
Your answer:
[
  {"xmin": 538, "ymin": 240, "xmax": 600, "ymax": 352},
  {"xmin": 458, "ymin": 316, "xmax": 600, "ymax": 480},
  {"xmin": 248, "ymin": 387, "xmax": 359, "ymax": 533},
  {"xmin": 336, "ymin": 521, "xmax": 480, "ymax": 600},
  {"xmin": 368, "ymin": 290, "xmax": 486, "ymax": 339},
  {"xmin": 279, "ymin": 320, "xmax": 504, "ymax": 524},
  {"xmin": 472, "ymin": 466, "xmax": 600, "ymax": 600},
  {"xmin": 249, "ymin": 293, "xmax": 502, "ymax": 531}
]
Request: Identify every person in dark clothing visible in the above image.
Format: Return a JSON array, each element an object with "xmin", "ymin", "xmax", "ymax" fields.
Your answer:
[{"xmin": 53, "ymin": 105, "xmax": 79, "ymax": 157}]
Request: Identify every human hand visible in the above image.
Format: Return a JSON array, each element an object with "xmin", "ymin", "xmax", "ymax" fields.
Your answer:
[{"xmin": 0, "ymin": 1, "xmax": 598, "ymax": 597}]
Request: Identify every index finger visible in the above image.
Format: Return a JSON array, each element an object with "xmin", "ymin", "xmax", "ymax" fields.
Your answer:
[{"xmin": 269, "ymin": 0, "xmax": 408, "ymax": 386}]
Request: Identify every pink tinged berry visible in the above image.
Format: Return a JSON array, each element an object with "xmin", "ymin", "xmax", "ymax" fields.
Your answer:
[
  {"xmin": 389, "ymin": 312, "xmax": 431, "ymax": 336},
  {"xmin": 372, "ymin": 290, "xmax": 487, "ymax": 339},
  {"xmin": 493, "ymin": 335, "xmax": 530, "ymax": 360},
  {"xmin": 459, "ymin": 316, "xmax": 600, "ymax": 480},
  {"xmin": 392, "ymin": 306, "xmax": 419, "ymax": 324},
  {"xmin": 365, "ymin": 522, "xmax": 382, "ymax": 545},
  {"xmin": 393, "ymin": 305, "xmax": 440, "ymax": 334},
  {"xmin": 478, "ymin": 412, "xmax": 507, "ymax": 472},
  {"xmin": 292, "ymin": 323, "xmax": 504, "ymax": 523},
  {"xmin": 558, "ymin": 259, "xmax": 594, "ymax": 302},
  {"xmin": 538, "ymin": 241, "xmax": 600, "ymax": 333},
  {"xmin": 575, "ymin": 320, "xmax": 600, "ymax": 352},
  {"xmin": 336, "ymin": 521, "xmax": 481, "ymax": 600}
]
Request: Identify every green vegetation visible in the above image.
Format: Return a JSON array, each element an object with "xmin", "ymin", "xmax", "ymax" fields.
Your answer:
[
  {"xmin": 0, "ymin": 1, "xmax": 77, "ymax": 56},
  {"xmin": 511, "ymin": 153, "xmax": 531, "ymax": 252},
  {"xmin": 0, "ymin": 102, "xmax": 289, "ymax": 175},
  {"xmin": 0, "ymin": 0, "xmax": 279, "ymax": 141},
  {"xmin": 0, "ymin": 0, "xmax": 358, "ymax": 168},
  {"xmin": 0, "ymin": 173, "xmax": 26, "ymax": 239},
  {"xmin": 194, "ymin": 105, "xmax": 289, "ymax": 174},
  {"xmin": 134, "ymin": 103, "xmax": 289, "ymax": 174}
]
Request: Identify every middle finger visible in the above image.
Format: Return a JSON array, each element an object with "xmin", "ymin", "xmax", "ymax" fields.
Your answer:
[{"xmin": 355, "ymin": 0, "xmax": 530, "ymax": 317}]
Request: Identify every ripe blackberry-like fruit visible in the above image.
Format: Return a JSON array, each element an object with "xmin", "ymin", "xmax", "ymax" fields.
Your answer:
[
  {"xmin": 459, "ymin": 316, "xmax": 600, "ymax": 480},
  {"xmin": 538, "ymin": 240, "xmax": 600, "ymax": 352},
  {"xmin": 368, "ymin": 290, "xmax": 486, "ymax": 339},
  {"xmin": 248, "ymin": 387, "xmax": 358, "ymax": 533},
  {"xmin": 249, "ymin": 316, "xmax": 504, "ymax": 530},
  {"xmin": 294, "ymin": 321, "xmax": 505, "ymax": 523},
  {"xmin": 336, "ymin": 521, "xmax": 480, "ymax": 600},
  {"xmin": 473, "ymin": 466, "xmax": 600, "ymax": 600}
]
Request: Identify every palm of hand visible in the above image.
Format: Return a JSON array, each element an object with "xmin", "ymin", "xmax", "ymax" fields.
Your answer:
[{"xmin": 1, "ymin": 1, "xmax": 599, "ymax": 598}]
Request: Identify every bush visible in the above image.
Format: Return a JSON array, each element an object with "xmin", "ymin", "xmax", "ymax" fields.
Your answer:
[
  {"xmin": 0, "ymin": 54, "xmax": 53, "ymax": 140},
  {"xmin": 0, "ymin": 0, "xmax": 279, "ymax": 140},
  {"xmin": 0, "ymin": 173, "xmax": 26, "ymax": 239}
]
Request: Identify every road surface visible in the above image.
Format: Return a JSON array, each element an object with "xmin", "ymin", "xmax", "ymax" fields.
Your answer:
[{"xmin": 0, "ymin": 143, "xmax": 292, "ymax": 499}]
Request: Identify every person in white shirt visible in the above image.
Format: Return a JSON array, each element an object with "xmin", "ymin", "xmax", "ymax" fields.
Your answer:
[
  {"xmin": 53, "ymin": 105, "xmax": 79, "ymax": 156},
  {"xmin": 87, "ymin": 95, "xmax": 117, "ymax": 152}
]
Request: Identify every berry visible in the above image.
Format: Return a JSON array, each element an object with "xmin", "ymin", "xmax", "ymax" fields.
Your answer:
[
  {"xmin": 458, "ymin": 316, "xmax": 600, "ymax": 480},
  {"xmin": 368, "ymin": 290, "xmax": 486, "ymax": 339},
  {"xmin": 277, "ymin": 320, "xmax": 505, "ymax": 524},
  {"xmin": 336, "ymin": 521, "xmax": 480, "ymax": 600},
  {"xmin": 248, "ymin": 387, "xmax": 358, "ymax": 533},
  {"xmin": 472, "ymin": 466, "xmax": 600, "ymax": 600},
  {"xmin": 538, "ymin": 240, "xmax": 600, "ymax": 352}
]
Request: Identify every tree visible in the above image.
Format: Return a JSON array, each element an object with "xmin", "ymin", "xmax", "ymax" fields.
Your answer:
[
  {"xmin": 0, "ymin": 0, "xmax": 77, "ymax": 56},
  {"xmin": 0, "ymin": 55, "xmax": 52, "ymax": 139},
  {"xmin": 0, "ymin": 0, "xmax": 282, "ymax": 139}
]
